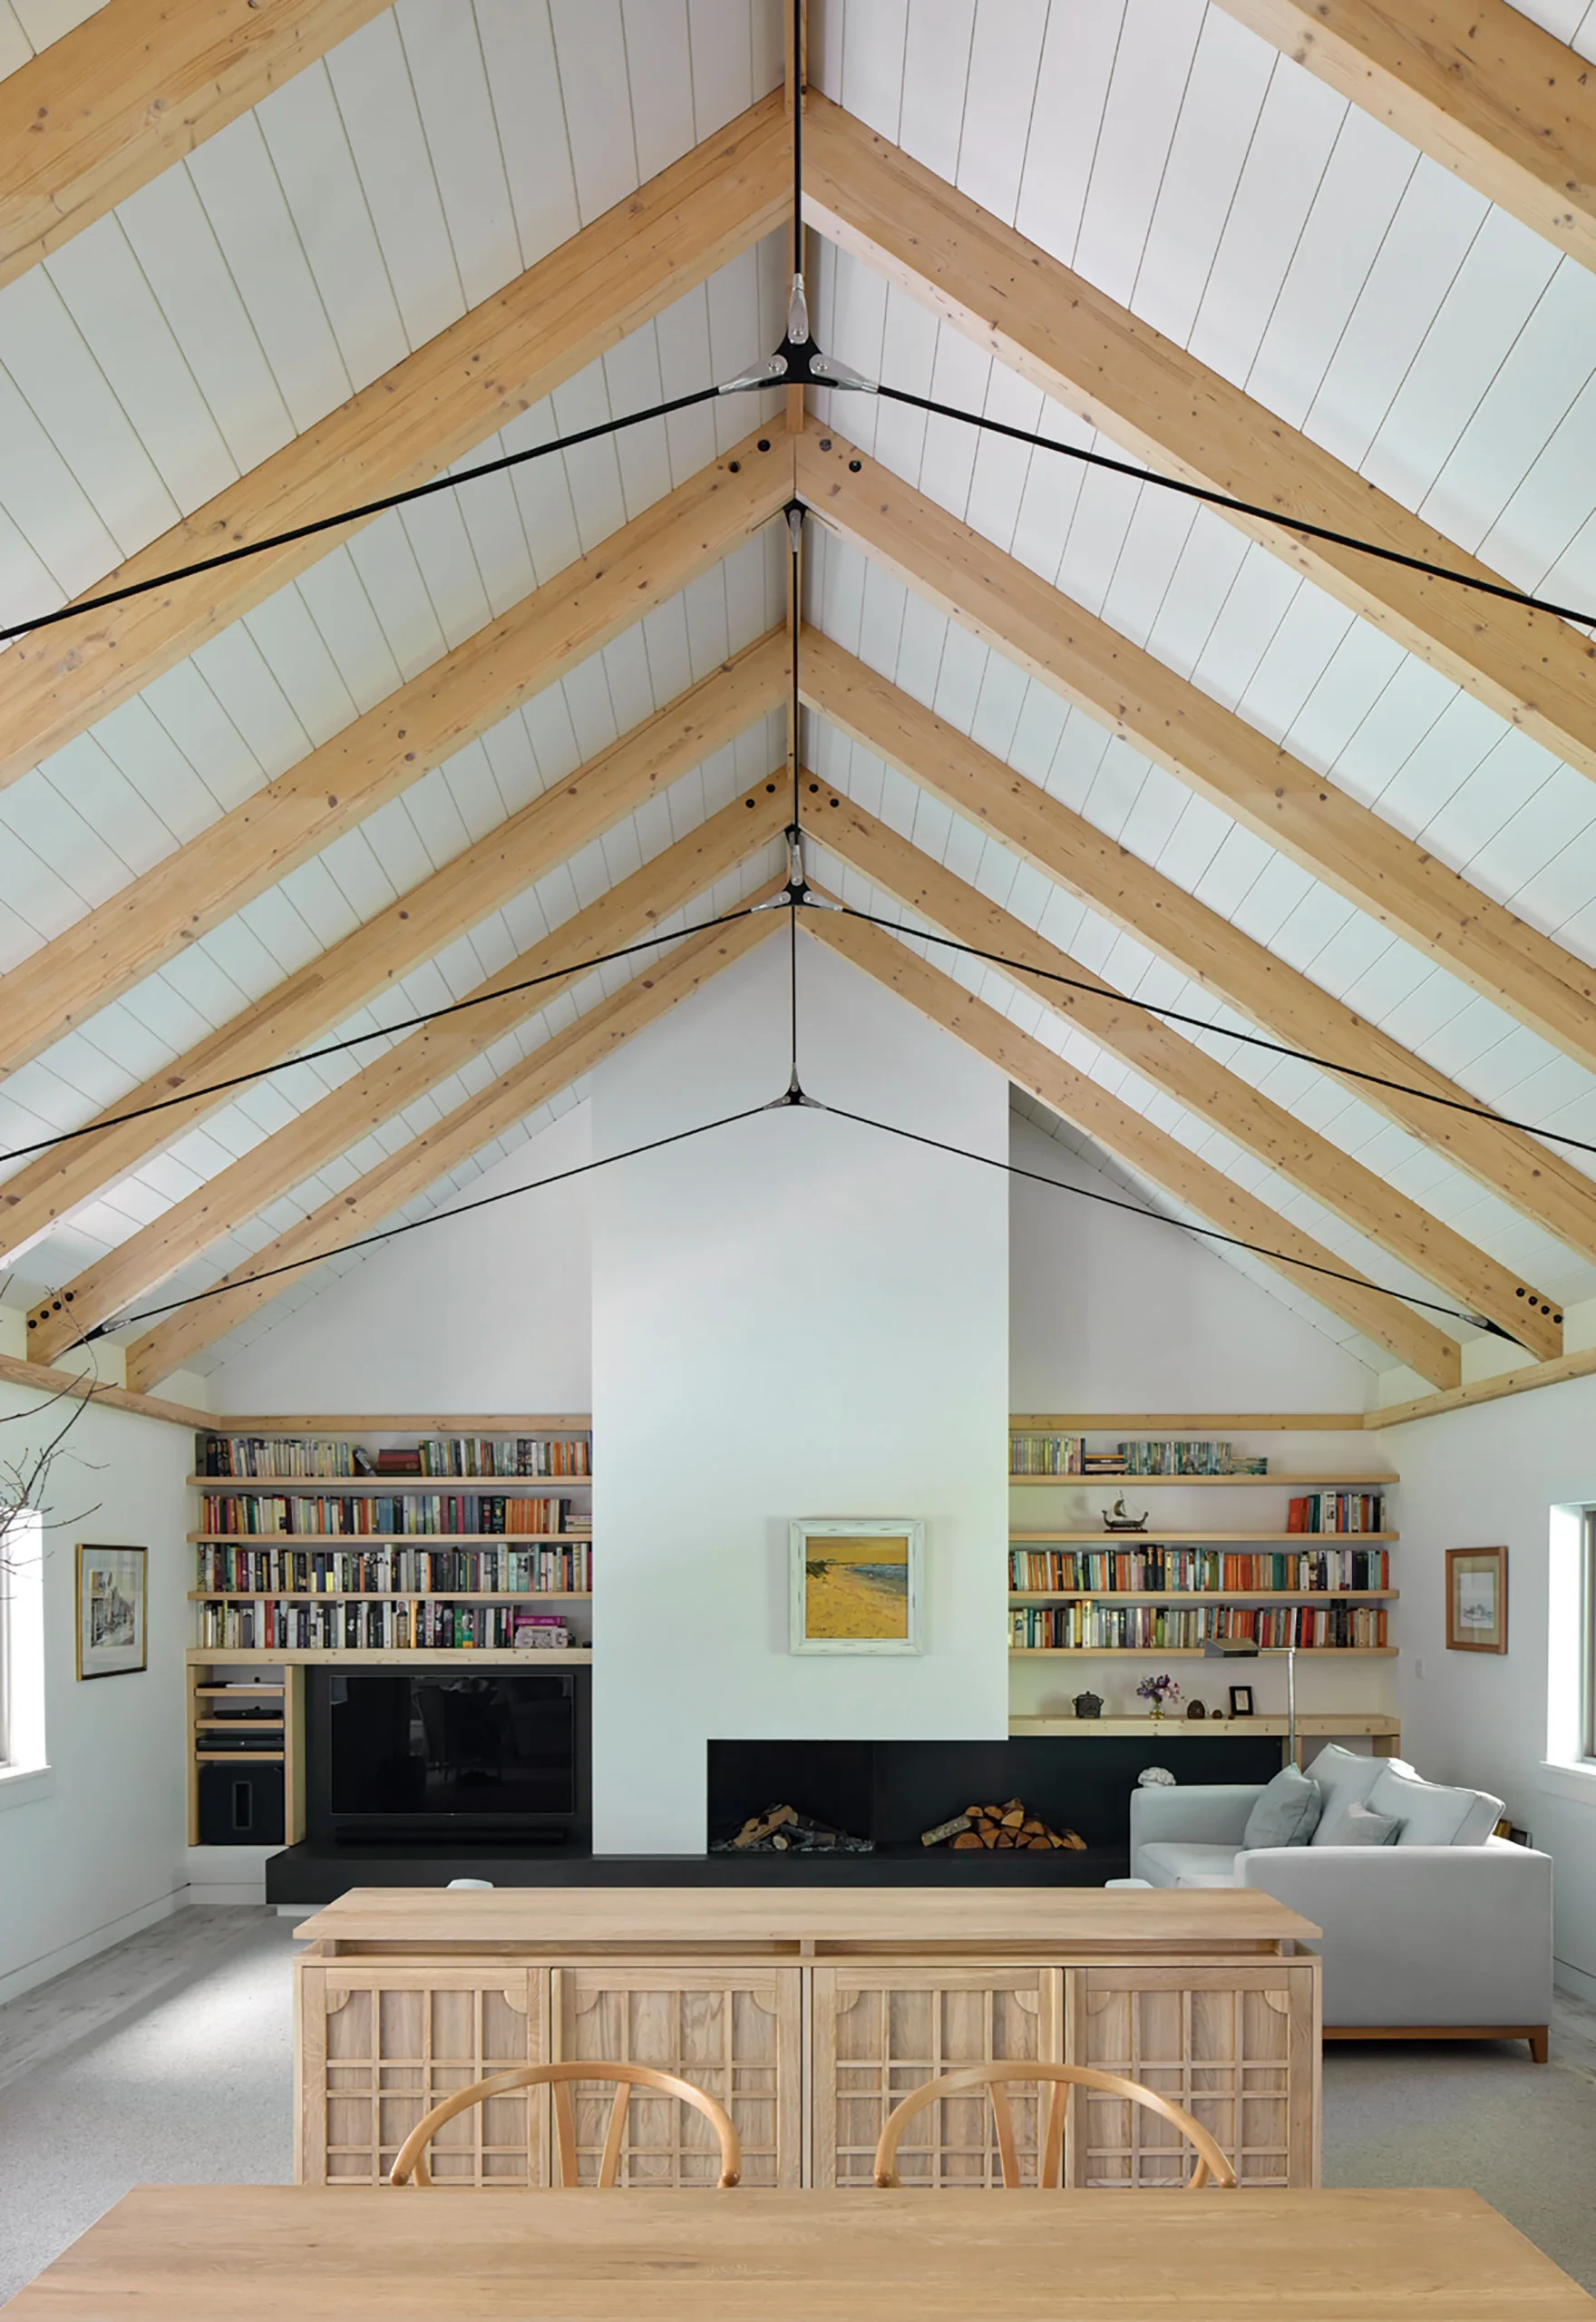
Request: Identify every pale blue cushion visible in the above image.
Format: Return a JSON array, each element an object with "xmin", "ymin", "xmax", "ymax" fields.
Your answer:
[
  {"xmin": 1367, "ymin": 1767, "xmax": 1503, "ymax": 1847},
  {"xmin": 1319, "ymin": 1800, "xmax": 1400, "ymax": 1846},
  {"xmin": 1135, "ymin": 1842, "xmax": 1242, "ymax": 1889},
  {"xmin": 1241, "ymin": 1763, "xmax": 1322, "ymax": 1849},
  {"xmin": 1304, "ymin": 1743, "xmax": 1395, "ymax": 1842}
]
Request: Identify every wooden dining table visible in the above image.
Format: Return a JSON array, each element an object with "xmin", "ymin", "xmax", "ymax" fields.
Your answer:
[{"xmin": 4, "ymin": 2184, "xmax": 1592, "ymax": 2319}]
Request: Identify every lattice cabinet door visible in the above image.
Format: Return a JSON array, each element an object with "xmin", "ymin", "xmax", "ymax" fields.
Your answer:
[
  {"xmin": 1063, "ymin": 1961, "xmax": 1319, "ymax": 2189},
  {"xmin": 813, "ymin": 1966, "xmax": 1063, "ymax": 2189},
  {"xmin": 550, "ymin": 1966, "xmax": 803, "ymax": 2188},
  {"xmin": 297, "ymin": 1966, "xmax": 550, "ymax": 2186}
]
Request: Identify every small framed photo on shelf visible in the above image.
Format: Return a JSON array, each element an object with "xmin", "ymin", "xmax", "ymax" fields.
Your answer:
[
  {"xmin": 1228, "ymin": 1684, "xmax": 1254, "ymax": 1718},
  {"xmin": 1446, "ymin": 1546, "xmax": 1507, "ymax": 1654},
  {"xmin": 76, "ymin": 1544, "xmax": 147, "ymax": 1680},
  {"xmin": 790, "ymin": 1519, "xmax": 923, "ymax": 1654}
]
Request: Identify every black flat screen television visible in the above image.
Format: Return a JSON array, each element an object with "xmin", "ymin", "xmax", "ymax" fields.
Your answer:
[{"xmin": 307, "ymin": 1666, "xmax": 590, "ymax": 1845}]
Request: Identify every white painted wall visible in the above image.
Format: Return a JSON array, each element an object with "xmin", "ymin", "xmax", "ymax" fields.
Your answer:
[
  {"xmin": 0, "ymin": 1381, "xmax": 190, "ymax": 2003},
  {"xmin": 589, "ymin": 932, "xmax": 1010, "ymax": 1853},
  {"xmin": 203, "ymin": 1104, "xmax": 594, "ymax": 1413},
  {"xmin": 1383, "ymin": 1375, "xmax": 1596, "ymax": 1996}
]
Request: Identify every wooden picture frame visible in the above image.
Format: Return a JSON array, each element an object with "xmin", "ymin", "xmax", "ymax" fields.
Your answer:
[
  {"xmin": 1446, "ymin": 1546, "xmax": 1507, "ymax": 1654},
  {"xmin": 76, "ymin": 1544, "xmax": 147, "ymax": 1680},
  {"xmin": 789, "ymin": 1519, "xmax": 923, "ymax": 1654},
  {"xmin": 1228, "ymin": 1684, "xmax": 1254, "ymax": 1718}
]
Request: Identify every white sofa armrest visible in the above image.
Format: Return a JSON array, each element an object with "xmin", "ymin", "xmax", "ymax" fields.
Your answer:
[
  {"xmin": 1129, "ymin": 1783, "xmax": 1261, "ymax": 1879},
  {"xmin": 1239, "ymin": 1838, "xmax": 1552, "ymax": 2030}
]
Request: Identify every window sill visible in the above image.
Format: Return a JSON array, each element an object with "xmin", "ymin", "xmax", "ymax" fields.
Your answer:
[
  {"xmin": 0, "ymin": 1763, "xmax": 54, "ymax": 1813},
  {"xmin": 1538, "ymin": 1761, "xmax": 1596, "ymax": 1809}
]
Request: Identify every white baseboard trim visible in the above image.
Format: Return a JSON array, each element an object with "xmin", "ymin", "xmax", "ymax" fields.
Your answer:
[
  {"xmin": 0, "ymin": 1886, "xmax": 186, "ymax": 2009},
  {"xmin": 1554, "ymin": 1956, "xmax": 1596, "ymax": 2005}
]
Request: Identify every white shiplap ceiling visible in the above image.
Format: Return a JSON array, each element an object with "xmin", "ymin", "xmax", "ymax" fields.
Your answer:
[{"xmin": 2, "ymin": 0, "xmax": 1595, "ymax": 1392}]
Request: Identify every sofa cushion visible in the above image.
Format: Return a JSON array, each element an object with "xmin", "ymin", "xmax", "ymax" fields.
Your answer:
[
  {"xmin": 1135, "ymin": 1842, "xmax": 1243, "ymax": 1889},
  {"xmin": 1319, "ymin": 1800, "xmax": 1401, "ymax": 1846},
  {"xmin": 1241, "ymin": 1763, "xmax": 1322, "ymax": 1849},
  {"xmin": 1367, "ymin": 1766, "xmax": 1504, "ymax": 1846},
  {"xmin": 1305, "ymin": 1743, "xmax": 1396, "ymax": 1841}
]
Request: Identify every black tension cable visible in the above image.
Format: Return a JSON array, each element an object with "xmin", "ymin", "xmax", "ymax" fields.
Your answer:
[
  {"xmin": 0, "ymin": 904, "xmax": 764, "ymax": 1171},
  {"xmin": 78, "ymin": 1104, "xmax": 774, "ymax": 1346},
  {"xmin": 866, "ymin": 385, "xmax": 1596, "ymax": 633}
]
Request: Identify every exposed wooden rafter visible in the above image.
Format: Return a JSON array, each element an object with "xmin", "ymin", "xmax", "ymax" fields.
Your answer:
[
  {"xmin": 798, "ymin": 629, "xmax": 1596, "ymax": 1275},
  {"xmin": 123, "ymin": 906, "xmax": 778, "ymax": 1390},
  {"xmin": 0, "ymin": 0, "xmax": 392, "ymax": 298},
  {"xmin": 0, "ymin": 431, "xmax": 791, "ymax": 1080},
  {"xmin": 30, "ymin": 785, "xmax": 789, "ymax": 1361},
  {"xmin": 813, "ymin": 790, "xmax": 1560, "ymax": 1357},
  {"xmin": 1214, "ymin": 0, "xmax": 1596, "ymax": 275},
  {"xmin": 0, "ymin": 89, "xmax": 791, "ymax": 787},
  {"xmin": 0, "ymin": 630, "xmax": 787, "ymax": 1265},
  {"xmin": 802, "ymin": 98, "xmax": 1596, "ymax": 792},
  {"xmin": 810, "ymin": 911, "xmax": 1464, "ymax": 1389},
  {"xmin": 796, "ymin": 432, "xmax": 1596, "ymax": 1080}
]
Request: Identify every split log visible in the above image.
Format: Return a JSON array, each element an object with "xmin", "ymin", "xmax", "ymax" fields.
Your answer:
[
  {"xmin": 920, "ymin": 1812, "xmax": 972, "ymax": 1848},
  {"xmin": 731, "ymin": 1802, "xmax": 797, "ymax": 1849}
]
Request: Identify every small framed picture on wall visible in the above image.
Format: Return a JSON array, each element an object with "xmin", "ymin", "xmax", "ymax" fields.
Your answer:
[
  {"xmin": 1228, "ymin": 1684, "xmax": 1254, "ymax": 1718},
  {"xmin": 76, "ymin": 1545, "xmax": 147, "ymax": 1680},
  {"xmin": 790, "ymin": 1519, "xmax": 924, "ymax": 1654},
  {"xmin": 1446, "ymin": 1546, "xmax": 1507, "ymax": 1654}
]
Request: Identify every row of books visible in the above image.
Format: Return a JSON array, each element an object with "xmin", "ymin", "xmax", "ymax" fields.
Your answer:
[
  {"xmin": 1007, "ymin": 1436, "xmax": 1268, "ymax": 1477},
  {"xmin": 1010, "ymin": 1604, "xmax": 1389, "ymax": 1651},
  {"xmin": 197, "ymin": 1494, "xmax": 578, "ymax": 1537},
  {"xmin": 196, "ymin": 1544, "xmax": 591, "ymax": 1595},
  {"xmin": 1008, "ymin": 1547, "xmax": 1391, "ymax": 1594},
  {"xmin": 1288, "ymin": 1493, "xmax": 1384, "ymax": 1533},
  {"xmin": 196, "ymin": 1600, "xmax": 577, "ymax": 1651},
  {"xmin": 195, "ymin": 1433, "xmax": 593, "ymax": 1479}
]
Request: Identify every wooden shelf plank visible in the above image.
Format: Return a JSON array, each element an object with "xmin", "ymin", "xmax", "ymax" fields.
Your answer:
[
  {"xmin": 189, "ymin": 1532, "xmax": 589, "ymax": 1545},
  {"xmin": 194, "ymin": 1751, "xmax": 285, "ymax": 1763},
  {"xmin": 1009, "ymin": 1712, "xmax": 1402, "ymax": 1737},
  {"xmin": 184, "ymin": 1648, "xmax": 593, "ymax": 1665},
  {"xmin": 1008, "ymin": 1645, "xmax": 1396, "ymax": 1657},
  {"xmin": 203, "ymin": 1415, "xmax": 592, "ymax": 1433},
  {"xmin": 1008, "ymin": 1589, "xmax": 1397, "ymax": 1603},
  {"xmin": 1009, "ymin": 1414, "xmax": 1369, "ymax": 1431},
  {"xmin": 189, "ymin": 1590, "xmax": 590, "ymax": 1602},
  {"xmin": 188, "ymin": 1476, "xmax": 590, "ymax": 1490},
  {"xmin": 1009, "ymin": 1530, "xmax": 1397, "ymax": 1545},
  {"xmin": 1007, "ymin": 1473, "xmax": 1396, "ymax": 1487}
]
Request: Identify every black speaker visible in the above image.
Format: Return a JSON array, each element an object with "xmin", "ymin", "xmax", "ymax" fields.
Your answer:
[{"xmin": 198, "ymin": 1761, "xmax": 285, "ymax": 1845}]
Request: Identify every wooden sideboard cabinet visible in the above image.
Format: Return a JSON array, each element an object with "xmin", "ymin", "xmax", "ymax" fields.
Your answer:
[{"xmin": 295, "ymin": 1888, "xmax": 1321, "ymax": 2190}]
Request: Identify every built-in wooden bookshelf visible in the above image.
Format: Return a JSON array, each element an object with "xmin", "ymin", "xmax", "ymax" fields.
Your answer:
[
  {"xmin": 187, "ymin": 1418, "xmax": 595, "ymax": 1846},
  {"xmin": 1007, "ymin": 1428, "xmax": 1399, "ymax": 1666}
]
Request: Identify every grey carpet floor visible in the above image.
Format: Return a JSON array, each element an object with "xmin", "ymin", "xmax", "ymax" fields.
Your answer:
[{"xmin": 3, "ymin": 1911, "xmax": 1596, "ymax": 2301}]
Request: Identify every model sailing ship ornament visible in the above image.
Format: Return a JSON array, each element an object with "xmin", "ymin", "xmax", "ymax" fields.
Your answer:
[{"xmin": 1101, "ymin": 1496, "xmax": 1149, "ymax": 1534}]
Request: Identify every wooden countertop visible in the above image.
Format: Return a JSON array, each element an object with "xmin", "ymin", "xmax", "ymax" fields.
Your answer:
[
  {"xmin": 6, "ymin": 2187, "xmax": 1587, "ymax": 2319},
  {"xmin": 295, "ymin": 1883, "xmax": 1320, "ymax": 1953}
]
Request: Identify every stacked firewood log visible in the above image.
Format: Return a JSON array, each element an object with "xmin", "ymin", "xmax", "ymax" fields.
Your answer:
[{"xmin": 921, "ymin": 1798, "xmax": 1086, "ymax": 1851}]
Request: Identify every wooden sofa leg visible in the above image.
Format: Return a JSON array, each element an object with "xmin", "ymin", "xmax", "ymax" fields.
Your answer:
[{"xmin": 1530, "ymin": 2027, "xmax": 1549, "ymax": 2064}]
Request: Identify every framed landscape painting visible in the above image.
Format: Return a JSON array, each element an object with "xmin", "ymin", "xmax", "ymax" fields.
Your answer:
[
  {"xmin": 790, "ymin": 1519, "xmax": 924, "ymax": 1654},
  {"xmin": 76, "ymin": 1545, "xmax": 147, "ymax": 1680},
  {"xmin": 1446, "ymin": 1546, "xmax": 1507, "ymax": 1654}
]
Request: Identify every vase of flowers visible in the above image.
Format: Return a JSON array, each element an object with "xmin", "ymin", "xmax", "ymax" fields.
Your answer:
[{"xmin": 1137, "ymin": 1673, "xmax": 1181, "ymax": 1720}]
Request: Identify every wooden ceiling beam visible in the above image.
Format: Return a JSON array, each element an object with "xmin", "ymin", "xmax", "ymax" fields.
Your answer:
[
  {"xmin": 0, "ymin": 89, "xmax": 791, "ymax": 786},
  {"xmin": 30, "ymin": 783, "xmax": 789, "ymax": 1361},
  {"xmin": 796, "ymin": 431, "xmax": 1596, "ymax": 1079},
  {"xmin": 0, "ymin": 428, "xmax": 791, "ymax": 1079},
  {"xmin": 803, "ymin": 98, "xmax": 1596, "ymax": 792},
  {"xmin": 0, "ymin": 0, "xmax": 392, "ymax": 296},
  {"xmin": 814, "ymin": 789, "xmax": 1559, "ymax": 1356},
  {"xmin": 810, "ymin": 911, "xmax": 1463, "ymax": 1390},
  {"xmin": 0, "ymin": 629, "xmax": 787, "ymax": 1264},
  {"xmin": 124, "ymin": 904, "xmax": 777, "ymax": 1390},
  {"xmin": 1214, "ymin": 0, "xmax": 1596, "ymax": 276},
  {"xmin": 799, "ymin": 629, "xmax": 1596, "ymax": 1274}
]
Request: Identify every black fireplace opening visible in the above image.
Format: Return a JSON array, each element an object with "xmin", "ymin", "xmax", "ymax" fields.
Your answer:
[
  {"xmin": 706, "ymin": 1734, "xmax": 1283, "ymax": 1869},
  {"xmin": 307, "ymin": 1666, "xmax": 591, "ymax": 1847}
]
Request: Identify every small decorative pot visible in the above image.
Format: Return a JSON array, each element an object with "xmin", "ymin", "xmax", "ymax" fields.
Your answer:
[{"xmin": 1072, "ymin": 1691, "xmax": 1103, "ymax": 1720}]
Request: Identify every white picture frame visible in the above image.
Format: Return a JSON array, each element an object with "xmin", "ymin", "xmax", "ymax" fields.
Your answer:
[{"xmin": 789, "ymin": 1518, "xmax": 924, "ymax": 1655}]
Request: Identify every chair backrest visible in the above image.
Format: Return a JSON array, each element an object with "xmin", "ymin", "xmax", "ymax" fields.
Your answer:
[
  {"xmin": 388, "ymin": 2060, "xmax": 742, "ymax": 2188},
  {"xmin": 872, "ymin": 2063, "xmax": 1238, "ymax": 2190}
]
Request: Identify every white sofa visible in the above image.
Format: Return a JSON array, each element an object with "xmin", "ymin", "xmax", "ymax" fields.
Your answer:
[{"xmin": 1128, "ymin": 1746, "xmax": 1552, "ymax": 2060}]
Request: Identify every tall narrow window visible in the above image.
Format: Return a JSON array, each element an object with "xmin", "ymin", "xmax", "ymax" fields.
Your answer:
[
  {"xmin": 1585, "ymin": 1510, "xmax": 1596, "ymax": 1767},
  {"xmin": 0, "ymin": 1507, "xmax": 45, "ymax": 1777}
]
